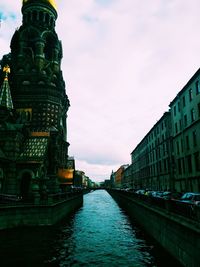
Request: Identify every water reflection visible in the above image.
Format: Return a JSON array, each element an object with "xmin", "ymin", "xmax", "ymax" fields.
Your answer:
[
  {"xmin": 0, "ymin": 190, "xmax": 181, "ymax": 267},
  {"xmin": 47, "ymin": 190, "xmax": 155, "ymax": 267}
]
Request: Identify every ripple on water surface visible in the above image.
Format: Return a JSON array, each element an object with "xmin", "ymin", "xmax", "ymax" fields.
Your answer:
[
  {"xmin": 51, "ymin": 190, "xmax": 155, "ymax": 267},
  {"xmin": 0, "ymin": 190, "xmax": 181, "ymax": 267}
]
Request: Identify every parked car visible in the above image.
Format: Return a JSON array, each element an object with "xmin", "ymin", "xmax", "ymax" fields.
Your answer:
[
  {"xmin": 151, "ymin": 191, "xmax": 163, "ymax": 198},
  {"xmin": 179, "ymin": 192, "xmax": 200, "ymax": 205},
  {"xmin": 162, "ymin": 191, "xmax": 183, "ymax": 200},
  {"xmin": 125, "ymin": 188, "xmax": 135, "ymax": 192},
  {"xmin": 135, "ymin": 189, "xmax": 146, "ymax": 195},
  {"xmin": 145, "ymin": 190, "xmax": 153, "ymax": 196}
]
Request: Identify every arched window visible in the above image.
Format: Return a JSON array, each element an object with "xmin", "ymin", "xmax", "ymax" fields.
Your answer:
[
  {"xmin": 32, "ymin": 10, "xmax": 37, "ymax": 22},
  {"xmin": 45, "ymin": 13, "xmax": 50, "ymax": 25},
  {"xmin": 39, "ymin": 11, "xmax": 43, "ymax": 22},
  {"xmin": 50, "ymin": 17, "xmax": 54, "ymax": 27},
  {"xmin": 28, "ymin": 11, "xmax": 32, "ymax": 22},
  {"xmin": 44, "ymin": 34, "xmax": 57, "ymax": 61}
]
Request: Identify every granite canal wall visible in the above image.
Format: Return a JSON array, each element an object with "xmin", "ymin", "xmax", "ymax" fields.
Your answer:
[
  {"xmin": 108, "ymin": 189, "xmax": 200, "ymax": 267},
  {"xmin": 0, "ymin": 193, "xmax": 83, "ymax": 230}
]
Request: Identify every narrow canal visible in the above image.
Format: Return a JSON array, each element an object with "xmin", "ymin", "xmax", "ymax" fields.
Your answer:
[{"xmin": 0, "ymin": 190, "xmax": 181, "ymax": 267}]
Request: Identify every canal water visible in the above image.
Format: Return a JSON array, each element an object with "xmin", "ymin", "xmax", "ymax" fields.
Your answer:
[{"xmin": 0, "ymin": 190, "xmax": 181, "ymax": 267}]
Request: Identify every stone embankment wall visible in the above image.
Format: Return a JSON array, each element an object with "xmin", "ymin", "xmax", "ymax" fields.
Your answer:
[
  {"xmin": 108, "ymin": 190, "xmax": 200, "ymax": 267},
  {"xmin": 0, "ymin": 194, "xmax": 83, "ymax": 230}
]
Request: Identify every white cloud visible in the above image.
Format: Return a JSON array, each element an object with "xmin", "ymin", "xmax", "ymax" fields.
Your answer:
[{"xmin": 1, "ymin": 0, "xmax": 200, "ymax": 181}]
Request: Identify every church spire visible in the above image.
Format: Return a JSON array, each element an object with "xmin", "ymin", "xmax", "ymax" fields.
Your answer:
[{"xmin": 0, "ymin": 65, "xmax": 14, "ymax": 110}]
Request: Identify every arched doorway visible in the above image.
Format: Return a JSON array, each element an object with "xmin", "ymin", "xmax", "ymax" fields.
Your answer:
[{"xmin": 20, "ymin": 172, "xmax": 31, "ymax": 201}]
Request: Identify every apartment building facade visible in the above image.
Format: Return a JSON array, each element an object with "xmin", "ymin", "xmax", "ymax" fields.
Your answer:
[
  {"xmin": 122, "ymin": 69, "xmax": 200, "ymax": 192},
  {"xmin": 128, "ymin": 112, "xmax": 173, "ymax": 191},
  {"xmin": 169, "ymin": 69, "xmax": 200, "ymax": 192}
]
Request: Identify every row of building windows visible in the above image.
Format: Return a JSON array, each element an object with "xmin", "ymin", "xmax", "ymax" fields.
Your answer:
[
  {"xmin": 131, "ymin": 167, "xmax": 150, "ymax": 180},
  {"xmin": 126, "ymin": 72, "xmax": 200, "ymax": 192},
  {"xmin": 148, "ymin": 134, "xmax": 167, "ymax": 149},
  {"xmin": 149, "ymin": 143, "xmax": 169, "ymax": 163},
  {"xmin": 174, "ymin": 103, "xmax": 200, "ymax": 133},
  {"xmin": 130, "ymin": 150, "xmax": 200, "ymax": 182},
  {"xmin": 177, "ymin": 152, "xmax": 200, "ymax": 175},
  {"xmin": 132, "ymin": 135, "xmax": 170, "ymax": 164},
  {"xmin": 174, "ymin": 85, "xmax": 200, "ymax": 116},
  {"xmin": 149, "ymin": 158, "xmax": 169, "ymax": 176},
  {"xmin": 147, "ymin": 121, "xmax": 168, "ymax": 141},
  {"xmin": 176, "ymin": 130, "xmax": 198, "ymax": 154},
  {"xmin": 131, "ymin": 158, "xmax": 170, "ymax": 179},
  {"xmin": 131, "ymin": 143, "xmax": 170, "ymax": 172},
  {"xmin": 23, "ymin": 10, "xmax": 55, "ymax": 28}
]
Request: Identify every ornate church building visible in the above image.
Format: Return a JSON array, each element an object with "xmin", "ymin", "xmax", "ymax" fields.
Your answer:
[{"xmin": 0, "ymin": 0, "xmax": 73, "ymax": 201}]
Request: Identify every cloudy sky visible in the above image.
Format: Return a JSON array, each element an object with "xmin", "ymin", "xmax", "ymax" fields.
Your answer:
[{"xmin": 0, "ymin": 0, "xmax": 200, "ymax": 182}]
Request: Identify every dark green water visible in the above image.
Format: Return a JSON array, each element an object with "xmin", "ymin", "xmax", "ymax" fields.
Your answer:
[{"xmin": 0, "ymin": 190, "xmax": 181, "ymax": 266}]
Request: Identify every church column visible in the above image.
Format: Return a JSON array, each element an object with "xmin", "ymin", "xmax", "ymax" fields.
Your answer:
[
  {"xmin": 35, "ymin": 41, "xmax": 45, "ymax": 71},
  {"xmin": 18, "ymin": 41, "xmax": 26, "ymax": 59},
  {"xmin": 52, "ymin": 47, "xmax": 59, "ymax": 72}
]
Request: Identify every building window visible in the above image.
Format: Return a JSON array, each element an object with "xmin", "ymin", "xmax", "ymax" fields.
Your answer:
[
  {"xmin": 175, "ymin": 122, "xmax": 178, "ymax": 133},
  {"xmin": 163, "ymin": 143, "xmax": 165, "ymax": 155},
  {"xmin": 183, "ymin": 96, "xmax": 186, "ymax": 107},
  {"xmin": 193, "ymin": 131, "xmax": 197, "ymax": 147},
  {"xmin": 178, "ymin": 159, "xmax": 182, "ymax": 175},
  {"xmin": 178, "ymin": 101, "xmax": 180, "ymax": 112},
  {"xmin": 196, "ymin": 81, "xmax": 200, "ymax": 95},
  {"xmin": 179, "ymin": 119, "xmax": 182, "ymax": 131},
  {"xmin": 198, "ymin": 103, "xmax": 200, "ymax": 117},
  {"xmin": 174, "ymin": 105, "xmax": 176, "ymax": 116},
  {"xmin": 189, "ymin": 88, "xmax": 193, "ymax": 101},
  {"xmin": 184, "ymin": 114, "xmax": 187, "ymax": 127},
  {"xmin": 191, "ymin": 108, "xmax": 195, "ymax": 122},
  {"xmin": 182, "ymin": 158, "xmax": 186, "ymax": 174},
  {"xmin": 176, "ymin": 141, "xmax": 180, "ymax": 155},
  {"xmin": 187, "ymin": 155, "xmax": 192, "ymax": 173},
  {"xmin": 186, "ymin": 135, "xmax": 190, "ymax": 150},
  {"xmin": 181, "ymin": 139, "xmax": 184, "ymax": 152},
  {"xmin": 194, "ymin": 152, "xmax": 200, "ymax": 172},
  {"xmin": 159, "ymin": 161, "xmax": 162, "ymax": 173},
  {"xmin": 164, "ymin": 159, "xmax": 167, "ymax": 172},
  {"xmin": 158, "ymin": 147, "xmax": 161, "ymax": 158}
]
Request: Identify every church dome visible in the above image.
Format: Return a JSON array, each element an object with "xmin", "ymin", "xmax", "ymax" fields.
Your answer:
[{"xmin": 22, "ymin": 0, "xmax": 57, "ymax": 10}]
